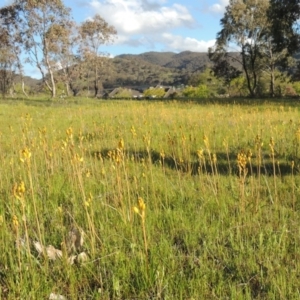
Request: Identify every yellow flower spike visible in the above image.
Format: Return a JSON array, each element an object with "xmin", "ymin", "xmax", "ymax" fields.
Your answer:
[
  {"xmin": 12, "ymin": 215, "xmax": 19, "ymax": 228},
  {"xmin": 61, "ymin": 140, "xmax": 67, "ymax": 151},
  {"xmin": 203, "ymin": 135, "xmax": 209, "ymax": 147},
  {"xmin": 66, "ymin": 127, "xmax": 73, "ymax": 138},
  {"xmin": 13, "ymin": 180, "xmax": 26, "ymax": 200},
  {"xmin": 213, "ymin": 154, "xmax": 217, "ymax": 163},
  {"xmin": 85, "ymin": 169, "xmax": 91, "ymax": 178},
  {"xmin": 118, "ymin": 138, "xmax": 124, "ymax": 150},
  {"xmin": 138, "ymin": 197, "xmax": 146, "ymax": 212},
  {"xmin": 20, "ymin": 147, "xmax": 31, "ymax": 163},
  {"xmin": 12, "ymin": 183, "xmax": 18, "ymax": 199},
  {"xmin": 131, "ymin": 126, "xmax": 136, "ymax": 137},
  {"xmin": 39, "ymin": 127, "xmax": 47, "ymax": 135},
  {"xmin": 87, "ymin": 192, "xmax": 93, "ymax": 203},
  {"xmin": 247, "ymin": 150, "xmax": 252, "ymax": 162},
  {"xmin": 134, "ymin": 196, "xmax": 148, "ymax": 257},
  {"xmin": 25, "ymin": 113, "xmax": 32, "ymax": 121},
  {"xmin": 19, "ymin": 181, "xmax": 25, "ymax": 194},
  {"xmin": 237, "ymin": 150, "xmax": 247, "ymax": 171},
  {"xmin": 197, "ymin": 149, "xmax": 204, "ymax": 160},
  {"xmin": 73, "ymin": 153, "xmax": 84, "ymax": 163},
  {"xmin": 143, "ymin": 134, "xmax": 151, "ymax": 148},
  {"xmin": 133, "ymin": 206, "xmax": 140, "ymax": 214}
]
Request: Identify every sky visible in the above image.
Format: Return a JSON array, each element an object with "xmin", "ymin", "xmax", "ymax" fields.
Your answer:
[
  {"xmin": 2, "ymin": 0, "xmax": 229, "ymax": 78},
  {"xmin": 68, "ymin": 0, "xmax": 229, "ymax": 54}
]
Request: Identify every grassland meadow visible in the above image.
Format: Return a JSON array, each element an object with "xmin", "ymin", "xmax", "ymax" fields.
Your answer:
[{"xmin": 0, "ymin": 97, "xmax": 300, "ymax": 299}]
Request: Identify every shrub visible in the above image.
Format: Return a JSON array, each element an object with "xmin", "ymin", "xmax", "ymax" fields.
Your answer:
[
  {"xmin": 182, "ymin": 84, "xmax": 209, "ymax": 98},
  {"xmin": 292, "ymin": 81, "xmax": 300, "ymax": 95},
  {"xmin": 143, "ymin": 87, "xmax": 165, "ymax": 98}
]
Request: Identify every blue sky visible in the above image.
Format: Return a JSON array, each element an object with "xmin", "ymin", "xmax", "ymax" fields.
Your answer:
[
  {"xmin": 2, "ymin": 0, "xmax": 229, "ymax": 77},
  {"xmin": 69, "ymin": 0, "xmax": 229, "ymax": 55}
]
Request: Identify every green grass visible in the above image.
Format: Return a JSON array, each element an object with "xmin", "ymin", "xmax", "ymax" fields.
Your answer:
[{"xmin": 0, "ymin": 98, "xmax": 300, "ymax": 299}]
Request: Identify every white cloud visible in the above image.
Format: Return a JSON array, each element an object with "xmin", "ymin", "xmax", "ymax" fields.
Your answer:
[
  {"xmin": 160, "ymin": 33, "xmax": 215, "ymax": 52},
  {"xmin": 89, "ymin": 0, "xmax": 195, "ymax": 35},
  {"xmin": 87, "ymin": 0, "xmax": 216, "ymax": 53},
  {"xmin": 208, "ymin": 0, "xmax": 229, "ymax": 14},
  {"xmin": 109, "ymin": 32, "xmax": 215, "ymax": 53}
]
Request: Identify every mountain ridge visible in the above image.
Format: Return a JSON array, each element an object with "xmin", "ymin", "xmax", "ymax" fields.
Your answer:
[
  {"xmin": 16, "ymin": 51, "xmax": 218, "ymax": 93},
  {"xmin": 115, "ymin": 51, "xmax": 211, "ymax": 71}
]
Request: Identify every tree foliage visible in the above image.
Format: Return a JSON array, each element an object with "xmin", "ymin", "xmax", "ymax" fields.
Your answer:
[
  {"xmin": 19, "ymin": 0, "xmax": 72, "ymax": 98},
  {"xmin": 143, "ymin": 87, "xmax": 165, "ymax": 98},
  {"xmin": 182, "ymin": 85, "xmax": 209, "ymax": 98},
  {"xmin": 209, "ymin": 0, "xmax": 295, "ymax": 97},
  {"xmin": 0, "ymin": 4, "xmax": 21, "ymax": 97},
  {"xmin": 79, "ymin": 14, "xmax": 117, "ymax": 97},
  {"xmin": 0, "ymin": 1, "xmax": 118, "ymax": 98},
  {"xmin": 1, "ymin": 0, "xmax": 300, "ymax": 99},
  {"xmin": 268, "ymin": 0, "xmax": 300, "ymax": 54}
]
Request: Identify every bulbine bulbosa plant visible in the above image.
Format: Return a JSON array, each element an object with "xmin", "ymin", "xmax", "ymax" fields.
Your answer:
[{"xmin": 133, "ymin": 197, "xmax": 148, "ymax": 259}]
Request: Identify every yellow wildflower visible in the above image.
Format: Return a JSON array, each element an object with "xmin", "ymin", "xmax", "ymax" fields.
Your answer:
[
  {"xmin": 118, "ymin": 138, "xmax": 124, "ymax": 150},
  {"xmin": 12, "ymin": 215, "xmax": 19, "ymax": 229},
  {"xmin": 20, "ymin": 147, "xmax": 31, "ymax": 163}
]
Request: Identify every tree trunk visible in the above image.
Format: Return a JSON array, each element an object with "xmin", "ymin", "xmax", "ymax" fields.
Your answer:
[
  {"xmin": 15, "ymin": 50, "xmax": 28, "ymax": 98},
  {"xmin": 242, "ymin": 48, "xmax": 257, "ymax": 97},
  {"xmin": 269, "ymin": 45, "xmax": 275, "ymax": 97},
  {"xmin": 21, "ymin": 79, "xmax": 28, "ymax": 98},
  {"xmin": 44, "ymin": 38, "xmax": 56, "ymax": 98},
  {"xmin": 94, "ymin": 79, "xmax": 98, "ymax": 98},
  {"xmin": 270, "ymin": 66, "xmax": 275, "ymax": 97},
  {"xmin": 47, "ymin": 65, "xmax": 56, "ymax": 98},
  {"xmin": 69, "ymin": 82, "xmax": 79, "ymax": 96},
  {"xmin": 65, "ymin": 82, "xmax": 70, "ymax": 96},
  {"xmin": 94, "ymin": 64, "xmax": 98, "ymax": 97},
  {"xmin": 62, "ymin": 68, "xmax": 70, "ymax": 96},
  {"xmin": 243, "ymin": 63, "xmax": 256, "ymax": 97},
  {"xmin": 36, "ymin": 55, "xmax": 54, "ymax": 97}
]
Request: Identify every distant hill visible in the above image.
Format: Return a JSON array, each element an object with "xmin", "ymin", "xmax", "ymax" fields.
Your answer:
[
  {"xmin": 14, "ymin": 51, "xmax": 235, "ymax": 93},
  {"xmin": 117, "ymin": 51, "xmax": 176, "ymax": 67},
  {"xmin": 14, "ymin": 74, "xmax": 40, "ymax": 88},
  {"xmin": 101, "ymin": 51, "xmax": 213, "ymax": 89},
  {"xmin": 116, "ymin": 51, "xmax": 211, "ymax": 72}
]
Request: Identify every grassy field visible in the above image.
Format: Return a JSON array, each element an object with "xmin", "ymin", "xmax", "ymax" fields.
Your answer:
[{"xmin": 0, "ymin": 97, "xmax": 300, "ymax": 299}]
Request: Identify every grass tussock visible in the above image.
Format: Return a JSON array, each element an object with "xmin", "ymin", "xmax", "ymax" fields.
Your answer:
[{"xmin": 0, "ymin": 98, "xmax": 300, "ymax": 299}]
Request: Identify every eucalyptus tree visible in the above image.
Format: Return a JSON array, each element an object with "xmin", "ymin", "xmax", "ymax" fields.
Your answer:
[
  {"xmin": 79, "ymin": 14, "xmax": 117, "ymax": 97},
  {"xmin": 0, "ymin": 24, "xmax": 15, "ymax": 98},
  {"xmin": 14, "ymin": 0, "xmax": 72, "ymax": 98},
  {"xmin": 46, "ymin": 21, "xmax": 83, "ymax": 96},
  {"xmin": 268, "ymin": 0, "xmax": 300, "ymax": 54},
  {"xmin": 0, "ymin": 4, "xmax": 21, "ymax": 97},
  {"xmin": 209, "ymin": 0, "xmax": 291, "ymax": 97}
]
